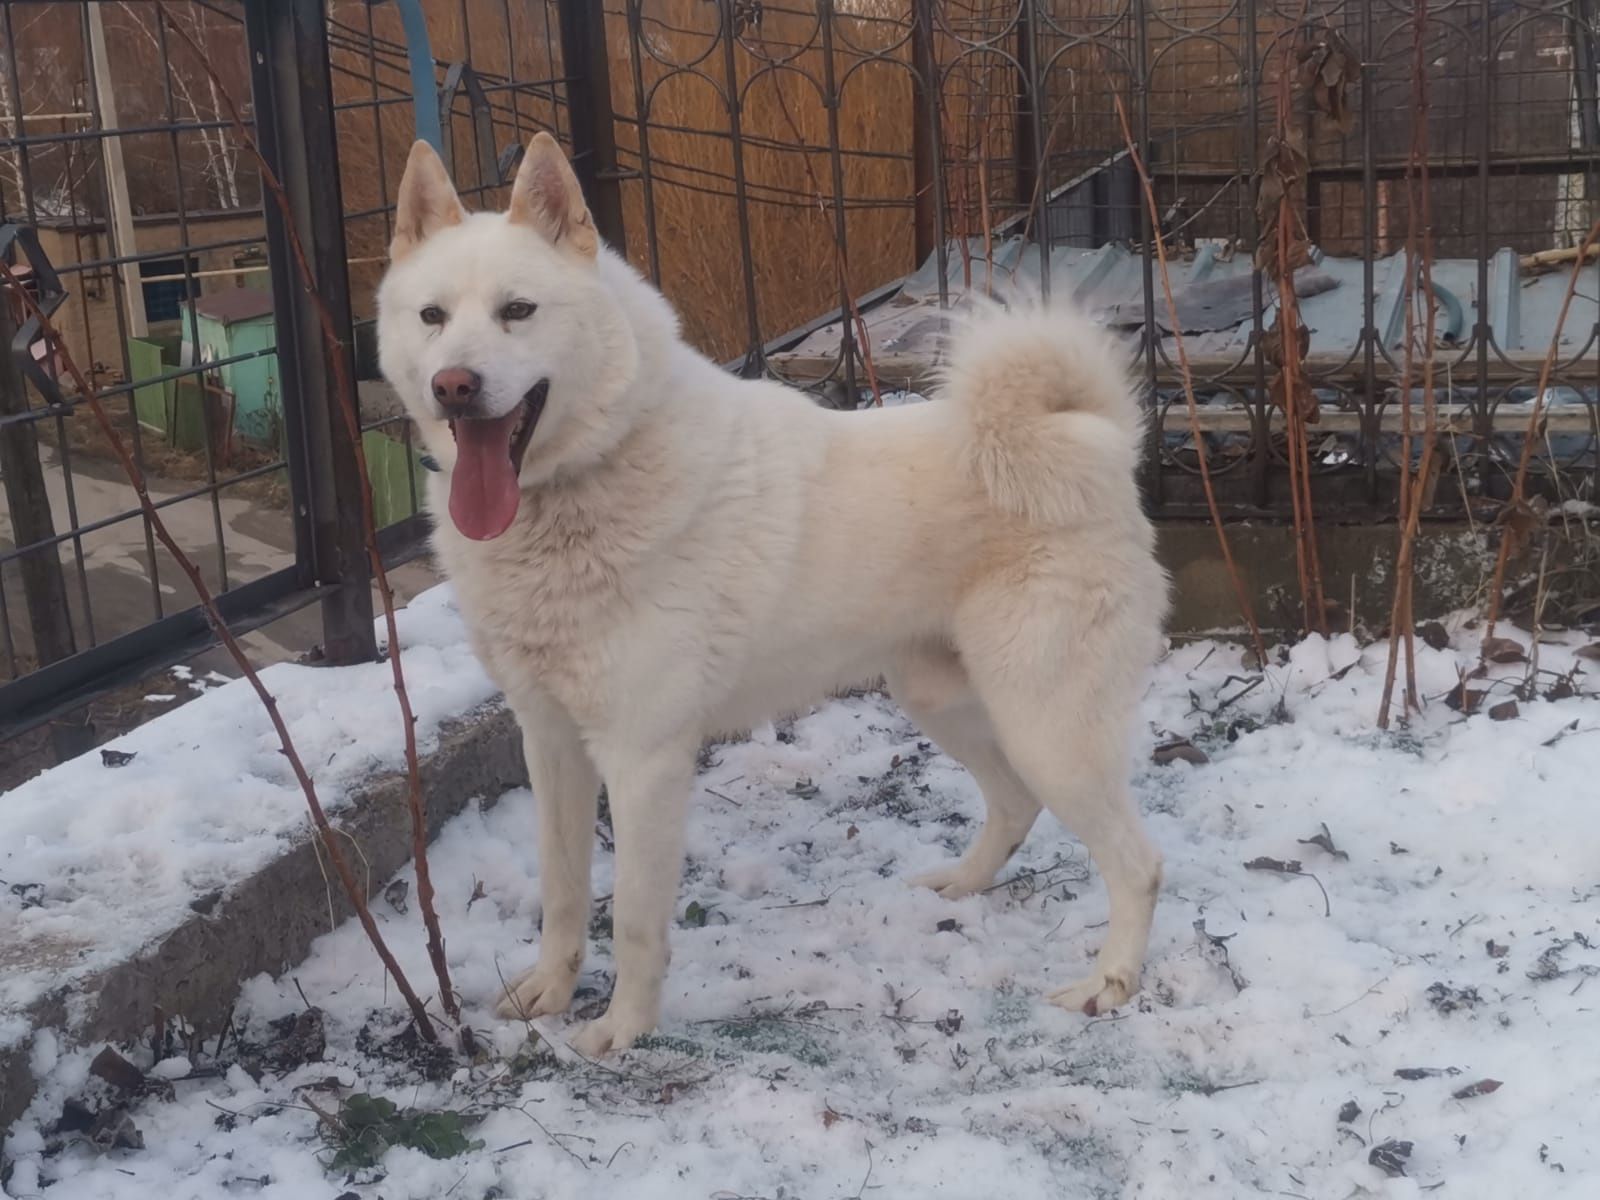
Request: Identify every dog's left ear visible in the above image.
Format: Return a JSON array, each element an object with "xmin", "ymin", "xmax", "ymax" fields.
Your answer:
[{"xmin": 508, "ymin": 131, "xmax": 598, "ymax": 260}]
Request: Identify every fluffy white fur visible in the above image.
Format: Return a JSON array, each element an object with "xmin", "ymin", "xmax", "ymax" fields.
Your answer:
[{"xmin": 376, "ymin": 134, "xmax": 1169, "ymax": 1056}]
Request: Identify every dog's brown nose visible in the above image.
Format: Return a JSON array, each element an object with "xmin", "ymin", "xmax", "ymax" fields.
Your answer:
[{"xmin": 431, "ymin": 367, "xmax": 482, "ymax": 413}]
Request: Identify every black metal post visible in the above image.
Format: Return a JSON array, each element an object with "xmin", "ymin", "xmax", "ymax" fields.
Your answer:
[
  {"xmin": 557, "ymin": 0, "xmax": 627, "ymax": 252},
  {"xmin": 245, "ymin": 0, "xmax": 376, "ymax": 665}
]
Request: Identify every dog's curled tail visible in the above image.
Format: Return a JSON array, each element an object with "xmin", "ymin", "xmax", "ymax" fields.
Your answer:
[{"xmin": 939, "ymin": 300, "xmax": 1146, "ymax": 526}]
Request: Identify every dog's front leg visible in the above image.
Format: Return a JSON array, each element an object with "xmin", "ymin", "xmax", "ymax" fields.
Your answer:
[
  {"xmin": 570, "ymin": 739, "xmax": 696, "ymax": 1057},
  {"xmin": 496, "ymin": 692, "xmax": 600, "ymax": 1021}
]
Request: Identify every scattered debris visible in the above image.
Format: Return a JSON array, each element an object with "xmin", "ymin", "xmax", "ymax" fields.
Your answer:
[
  {"xmin": 354, "ymin": 1019, "xmax": 453, "ymax": 1082},
  {"xmin": 1394, "ymin": 1066, "xmax": 1462, "ymax": 1080},
  {"xmin": 1296, "ymin": 822, "xmax": 1349, "ymax": 861},
  {"xmin": 1194, "ymin": 918, "xmax": 1248, "ymax": 991},
  {"xmin": 1243, "ymin": 856, "xmax": 1331, "ymax": 916},
  {"xmin": 1527, "ymin": 935, "xmax": 1600, "ymax": 985},
  {"xmin": 88, "ymin": 1107, "xmax": 145, "ymax": 1152},
  {"xmin": 1369, "ymin": 1139, "xmax": 1413, "ymax": 1178},
  {"xmin": 264, "ymin": 1008, "xmax": 327, "ymax": 1071},
  {"xmin": 1425, "ymin": 982, "xmax": 1482, "ymax": 1016},
  {"xmin": 384, "ymin": 879, "xmax": 410, "ymax": 913}
]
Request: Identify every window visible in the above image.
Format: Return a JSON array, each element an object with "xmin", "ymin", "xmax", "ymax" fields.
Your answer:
[{"xmin": 139, "ymin": 256, "xmax": 200, "ymax": 324}]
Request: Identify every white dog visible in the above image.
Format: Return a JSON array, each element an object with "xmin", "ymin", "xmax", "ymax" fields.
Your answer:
[{"xmin": 377, "ymin": 134, "xmax": 1167, "ymax": 1056}]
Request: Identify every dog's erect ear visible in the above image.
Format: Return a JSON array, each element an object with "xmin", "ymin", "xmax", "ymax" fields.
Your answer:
[
  {"xmin": 508, "ymin": 131, "xmax": 598, "ymax": 260},
  {"xmin": 391, "ymin": 141, "xmax": 465, "ymax": 261}
]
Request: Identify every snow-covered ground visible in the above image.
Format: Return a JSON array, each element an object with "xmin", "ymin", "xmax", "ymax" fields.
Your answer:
[
  {"xmin": 5, "ymin": 601, "xmax": 1600, "ymax": 1200},
  {"xmin": 0, "ymin": 585, "xmax": 498, "ymax": 1037}
]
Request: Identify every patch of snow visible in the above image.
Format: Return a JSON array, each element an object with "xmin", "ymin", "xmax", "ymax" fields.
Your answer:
[{"xmin": 5, "ymin": 623, "xmax": 1600, "ymax": 1197}]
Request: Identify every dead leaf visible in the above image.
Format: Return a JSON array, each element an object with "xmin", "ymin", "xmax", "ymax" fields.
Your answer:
[
  {"xmin": 1443, "ymin": 680, "xmax": 1485, "ymax": 714},
  {"xmin": 1369, "ymin": 1139, "xmax": 1413, "ymax": 1178},
  {"xmin": 1452, "ymin": 1078, "xmax": 1503, "ymax": 1100},
  {"xmin": 1488, "ymin": 699, "xmax": 1520, "ymax": 721},
  {"xmin": 467, "ymin": 879, "xmax": 487, "ymax": 909},
  {"xmin": 1395, "ymin": 1066, "xmax": 1461, "ymax": 1080},
  {"xmin": 1483, "ymin": 636, "xmax": 1527, "ymax": 664},
  {"xmin": 935, "ymin": 918, "xmax": 961, "ymax": 934},
  {"xmin": 1575, "ymin": 643, "xmax": 1600, "ymax": 661},
  {"xmin": 1244, "ymin": 856, "xmax": 1302, "ymax": 875},
  {"xmin": 1153, "ymin": 739, "xmax": 1209, "ymax": 766},
  {"xmin": 1418, "ymin": 621, "xmax": 1450, "ymax": 651},
  {"xmin": 821, "ymin": 1105, "xmax": 843, "ymax": 1129},
  {"xmin": 384, "ymin": 879, "xmax": 409, "ymax": 913},
  {"xmin": 846, "ymin": 824, "xmax": 859, "ymax": 840},
  {"xmin": 1486, "ymin": 939, "xmax": 1509, "ymax": 958},
  {"xmin": 100, "ymin": 749, "xmax": 136, "ymax": 768},
  {"xmin": 1337, "ymin": 1099, "xmax": 1361, "ymax": 1124},
  {"xmin": 1296, "ymin": 822, "xmax": 1349, "ymax": 861},
  {"xmin": 89, "ymin": 1046, "xmax": 145, "ymax": 1093}
]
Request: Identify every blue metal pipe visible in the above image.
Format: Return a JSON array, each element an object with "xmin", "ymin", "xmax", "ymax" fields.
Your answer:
[{"xmin": 390, "ymin": 0, "xmax": 442, "ymax": 152}]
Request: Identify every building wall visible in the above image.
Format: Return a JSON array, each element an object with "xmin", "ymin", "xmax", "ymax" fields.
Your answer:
[{"xmin": 33, "ymin": 210, "xmax": 269, "ymax": 393}]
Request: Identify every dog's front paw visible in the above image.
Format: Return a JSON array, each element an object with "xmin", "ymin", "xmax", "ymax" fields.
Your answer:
[
  {"xmin": 569, "ymin": 1006, "xmax": 655, "ymax": 1058},
  {"xmin": 1047, "ymin": 970, "xmax": 1138, "ymax": 1017},
  {"xmin": 908, "ymin": 861, "xmax": 989, "ymax": 900},
  {"xmin": 495, "ymin": 958, "xmax": 580, "ymax": 1020}
]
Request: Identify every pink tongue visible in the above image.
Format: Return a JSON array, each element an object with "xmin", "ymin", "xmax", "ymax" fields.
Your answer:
[{"xmin": 448, "ymin": 411, "xmax": 522, "ymax": 541}]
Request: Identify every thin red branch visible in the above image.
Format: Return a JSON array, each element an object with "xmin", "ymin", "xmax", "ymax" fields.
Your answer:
[
  {"xmin": 1379, "ymin": 0, "xmax": 1441, "ymax": 727},
  {"xmin": 157, "ymin": 6, "xmax": 457, "ymax": 1021},
  {"xmin": 1107, "ymin": 84, "xmax": 1267, "ymax": 666},
  {"xmin": 1479, "ymin": 218, "xmax": 1600, "ymax": 649},
  {"xmin": 0, "ymin": 260, "xmax": 437, "ymax": 1041}
]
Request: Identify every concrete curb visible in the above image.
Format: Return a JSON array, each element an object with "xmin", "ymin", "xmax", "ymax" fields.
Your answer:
[{"xmin": 1, "ymin": 703, "xmax": 524, "ymax": 1132}]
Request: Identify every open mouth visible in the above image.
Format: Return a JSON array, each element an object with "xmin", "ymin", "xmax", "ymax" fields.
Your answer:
[{"xmin": 445, "ymin": 379, "xmax": 549, "ymax": 542}]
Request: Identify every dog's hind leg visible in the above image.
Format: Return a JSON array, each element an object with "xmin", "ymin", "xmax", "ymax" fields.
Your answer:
[
  {"xmin": 957, "ymin": 615, "xmax": 1162, "ymax": 1016},
  {"xmin": 888, "ymin": 645, "xmax": 1040, "ymax": 900},
  {"xmin": 496, "ymin": 692, "xmax": 600, "ymax": 1021}
]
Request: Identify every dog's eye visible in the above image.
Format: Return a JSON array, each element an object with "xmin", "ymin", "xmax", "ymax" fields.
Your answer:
[
  {"xmin": 420, "ymin": 305, "xmax": 446, "ymax": 326},
  {"xmin": 499, "ymin": 300, "xmax": 537, "ymax": 322}
]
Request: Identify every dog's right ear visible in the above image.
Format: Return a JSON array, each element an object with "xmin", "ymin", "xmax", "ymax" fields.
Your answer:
[{"xmin": 391, "ymin": 141, "xmax": 465, "ymax": 261}]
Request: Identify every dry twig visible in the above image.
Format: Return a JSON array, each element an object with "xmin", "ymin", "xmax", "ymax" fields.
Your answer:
[
  {"xmin": 0, "ymin": 259, "xmax": 437, "ymax": 1041},
  {"xmin": 1105, "ymin": 81, "xmax": 1266, "ymax": 664},
  {"xmin": 158, "ymin": 4, "xmax": 458, "ymax": 1020}
]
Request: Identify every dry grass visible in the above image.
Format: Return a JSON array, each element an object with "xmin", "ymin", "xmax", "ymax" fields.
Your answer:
[{"xmin": 34, "ymin": 401, "xmax": 290, "ymax": 508}]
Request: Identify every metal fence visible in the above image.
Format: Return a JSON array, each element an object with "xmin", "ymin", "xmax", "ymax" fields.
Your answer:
[
  {"xmin": 0, "ymin": 0, "xmax": 574, "ymax": 757},
  {"xmin": 2, "ymin": 0, "xmax": 1598, "ymax": 761}
]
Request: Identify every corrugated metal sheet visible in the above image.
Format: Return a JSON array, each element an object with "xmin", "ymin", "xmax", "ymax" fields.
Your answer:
[{"xmin": 780, "ymin": 236, "xmax": 1599, "ymax": 374}]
